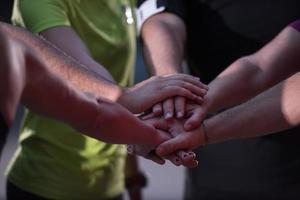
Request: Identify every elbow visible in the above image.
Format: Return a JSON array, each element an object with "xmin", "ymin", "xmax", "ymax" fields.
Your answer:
[
  {"xmin": 235, "ymin": 56, "xmax": 268, "ymax": 92},
  {"xmin": 141, "ymin": 12, "xmax": 186, "ymax": 41}
]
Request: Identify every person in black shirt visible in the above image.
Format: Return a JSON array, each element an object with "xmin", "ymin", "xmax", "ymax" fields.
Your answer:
[
  {"xmin": 0, "ymin": 0, "xmax": 13, "ymax": 23},
  {"xmin": 0, "ymin": 113, "xmax": 8, "ymax": 156},
  {"xmin": 138, "ymin": 0, "xmax": 300, "ymax": 199}
]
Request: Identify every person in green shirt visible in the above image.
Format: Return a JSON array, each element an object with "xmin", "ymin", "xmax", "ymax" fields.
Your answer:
[
  {"xmin": 0, "ymin": 21, "xmax": 204, "ymax": 157},
  {"xmin": 7, "ymin": 1, "xmax": 206, "ymax": 199},
  {"xmin": 9, "ymin": 1, "xmax": 140, "ymax": 199},
  {"xmin": 0, "ymin": 21, "xmax": 170, "ymax": 153}
]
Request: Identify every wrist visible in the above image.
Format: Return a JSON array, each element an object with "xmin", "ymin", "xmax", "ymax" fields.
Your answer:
[
  {"xmin": 202, "ymin": 117, "xmax": 220, "ymax": 145},
  {"xmin": 201, "ymin": 121, "xmax": 209, "ymax": 146},
  {"xmin": 117, "ymin": 87, "xmax": 135, "ymax": 112},
  {"xmin": 150, "ymin": 64, "xmax": 182, "ymax": 76},
  {"xmin": 202, "ymin": 92, "xmax": 215, "ymax": 115}
]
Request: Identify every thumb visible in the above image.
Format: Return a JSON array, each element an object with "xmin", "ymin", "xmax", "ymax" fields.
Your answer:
[
  {"xmin": 184, "ymin": 110, "xmax": 205, "ymax": 131},
  {"xmin": 144, "ymin": 117, "xmax": 169, "ymax": 131},
  {"xmin": 156, "ymin": 130, "xmax": 172, "ymax": 143},
  {"xmin": 156, "ymin": 135, "xmax": 187, "ymax": 157}
]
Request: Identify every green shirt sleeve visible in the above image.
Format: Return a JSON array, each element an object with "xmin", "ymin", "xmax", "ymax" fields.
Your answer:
[{"xmin": 12, "ymin": 0, "xmax": 70, "ymax": 33}]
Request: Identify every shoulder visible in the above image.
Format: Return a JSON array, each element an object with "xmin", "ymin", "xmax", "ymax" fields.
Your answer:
[{"xmin": 12, "ymin": 0, "xmax": 70, "ymax": 33}]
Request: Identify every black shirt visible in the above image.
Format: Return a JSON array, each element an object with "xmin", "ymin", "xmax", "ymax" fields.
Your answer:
[
  {"xmin": 0, "ymin": 113, "xmax": 8, "ymax": 157},
  {"xmin": 139, "ymin": 0, "xmax": 300, "ymax": 199},
  {"xmin": 0, "ymin": 0, "xmax": 13, "ymax": 23}
]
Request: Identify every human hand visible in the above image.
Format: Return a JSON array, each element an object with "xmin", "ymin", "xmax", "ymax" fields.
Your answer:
[
  {"xmin": 142, "ymin": 98, "xmax": 210, "ymax": 132},
  {"xmin": 142, "ymin": 96, "xmax": 190, "ymax": 120},
  {"xmin": 71, "ymin": 95, "xmax": 170, "ymax": 147},
  {"xmin": 141, "ymin": 87, "xmax": 209, "ymax": 128},
  {"xmin": 119, "ymin": 74, "xmax": 208, "ymax": 114},
  {"xmin": 128, "ymin": 117, "xmax": 199, "ymax": 168},
  {"xmin": 183, "ymin": 100, "xmax": 210, "ymax": 131},
  {"xmin": 155, "ymin": 119, "xmax": 206, "ymax": 160}
]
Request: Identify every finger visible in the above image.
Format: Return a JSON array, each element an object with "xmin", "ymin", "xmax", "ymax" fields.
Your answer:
[
  {"xmin": 163, "ymin": 98, "xmax": 174, "ymax": 120},
  {"xmin": 177, "ymin": 150, "xmax": 196, "ymax": 161},
  {"xmin": 156, "ymin": 129, "xmax": 172, "ymax": 141},
  {"xmin": 176, "ymin": 81, "xmax": 208, "ymax": 97},
  {"xmin": 176, "ymin": 150, "xmax": 198, "ymax": 168},
  {"xmin": 183, "ymin": 158, "xmax": 199, "ymax": 168},
  {"xmin": 164, "ymin": 154, "xmax": 182, "ymax": 166},
  {"xmin": 174, "ymin": 97, "xmax": 186, "ymax": 118},
  {"xmin": 164, "ymin": 86, "xmax": 200, "ymax": 102},
  {"xmin": 164, "ymin": 74, "xmax": 209, "ymax": 90},
  {"xmin": 144, "ymin": 153, "xmax": 166, "ymax": 165},
  {"xmin": 153, "ymin": 103, "xmax": 163, "ymax": 116},
  {"xmin": 142, "ymin": 103, "xmax": 163, "ymax": 120},
  {"xmin": 156, "ymin": 135, "xmax": 188, "ymax": 157},
  {"xmin": 193, "ymin": 96, "xmax": 204, "ymax": 105},
  {"xmin": 184, "ymin": 110, "xmax": 205, "ymax": 131},
  {"xmin": 165, "ymin": 80, "xmax": 208, "ymax": 97},
  {"xmin": 141, "ymin": 112, "xmax": 158, "ymax": 120},
  {"xmin": 143, "ymin": 118, "xmax": 170, "ymax": 131}
]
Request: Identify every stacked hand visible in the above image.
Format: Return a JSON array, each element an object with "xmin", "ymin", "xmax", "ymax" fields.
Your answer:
[
  {"xmin": 71, "ymin": 73, "xmax": 209, "ymax": 157},
  {"xmin": 126, "ymin": 75, "xmax": 210, "ymax": 168},
  {"xmin": 119, "ymin": 74, "xmax": 208, "ymax": 114}
]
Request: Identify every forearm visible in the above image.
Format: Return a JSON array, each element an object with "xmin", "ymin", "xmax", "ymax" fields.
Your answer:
[
  {"xmin": 20, "ymin": 50, "xmax": 157, "ymax": 145},
  {"xmin": 0, "ymin": 22, "xmax": 123, "ymax": 101},
  {"xmin": 206, "ymin": 27, "xmax": 300, "ymax": 113},
  {"xmin": 39, "ymin": 26, "xmax": 115, "ymax": 82},
  {"xmin": 21, "ymin": 59, "xmax": 160, "ymax": 145},
  {"xmin": 141, "ymin": 13, "xmax": 186, "ymax": 75},
  {"xmin": 205, "ymin": 57, "xmax": 268, "ymax": 113},
  {"xmin": 206, "ymin": 72, "xmax": 300, "ymax": 144},
  {"xmin": 21, "ymin": 48, "xmax": 99, "ymax": 129}
]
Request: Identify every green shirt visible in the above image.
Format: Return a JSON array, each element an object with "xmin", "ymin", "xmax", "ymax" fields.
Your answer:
[{"xmin": 8, "ymin": 0, "xmax": 136, "ymax": 199}]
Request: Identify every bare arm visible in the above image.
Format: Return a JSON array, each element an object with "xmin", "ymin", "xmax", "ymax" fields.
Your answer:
[
  {"xmin": 1, "ymin": 22, "xmax": 122, "ymax": 100},
  {"xmin": 0, "ymin": 28, "xmax": 169, "ymax": 146},
  {"xmin": 0, "ymin": 22, "xmax": 206, "ymax": 114},
  {"xmin": 141, "ymin": 12, "xmax": 186, "ymax": 75},
  {"xmin": 206, "ymin": 26, "xmax": 300, "ymax": 114},
  {"xmin": 39, "ymin": 26, "xmax": 115, "ymax": 81},
  {"xmin": 205, "ymin": 72, "xmax": 300, "ymax": 144},
  {"xmin": 141, "ymin": 12, "xmax": 208, "ymax": 119},
  {"xmin": 156, "ymin": 72, "xmax": 300, "ymax": 158},
  {"xmin": 183, "ymin": 26, "xmax": 300, "ymax": 130}
]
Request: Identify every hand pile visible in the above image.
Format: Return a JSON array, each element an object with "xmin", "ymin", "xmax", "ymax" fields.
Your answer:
[{"xmin": 127, "ymin": 74, "xmax": 210, "ymax": 168}]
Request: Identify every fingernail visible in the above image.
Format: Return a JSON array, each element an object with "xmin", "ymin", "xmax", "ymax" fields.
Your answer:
[
  {"xmin": 165, "ymin": 112, "xmax": 173, "ymax": 119},
  {"xmin": 177, "ymin": 112, "xmax": 183, "ymax": 118},
  {"xmin": 183, "ymin": 154, "xmax": 188, "ymax": 158}
]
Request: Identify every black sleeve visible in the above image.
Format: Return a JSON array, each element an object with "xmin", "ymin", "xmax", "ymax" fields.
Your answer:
[
  {"xmin": 137, "ymin": 0, "xmax": 187, "ymax": 25},
  {"xmin": 0, "ymin": 113, "xmax": 8, "ymax": 153}
]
